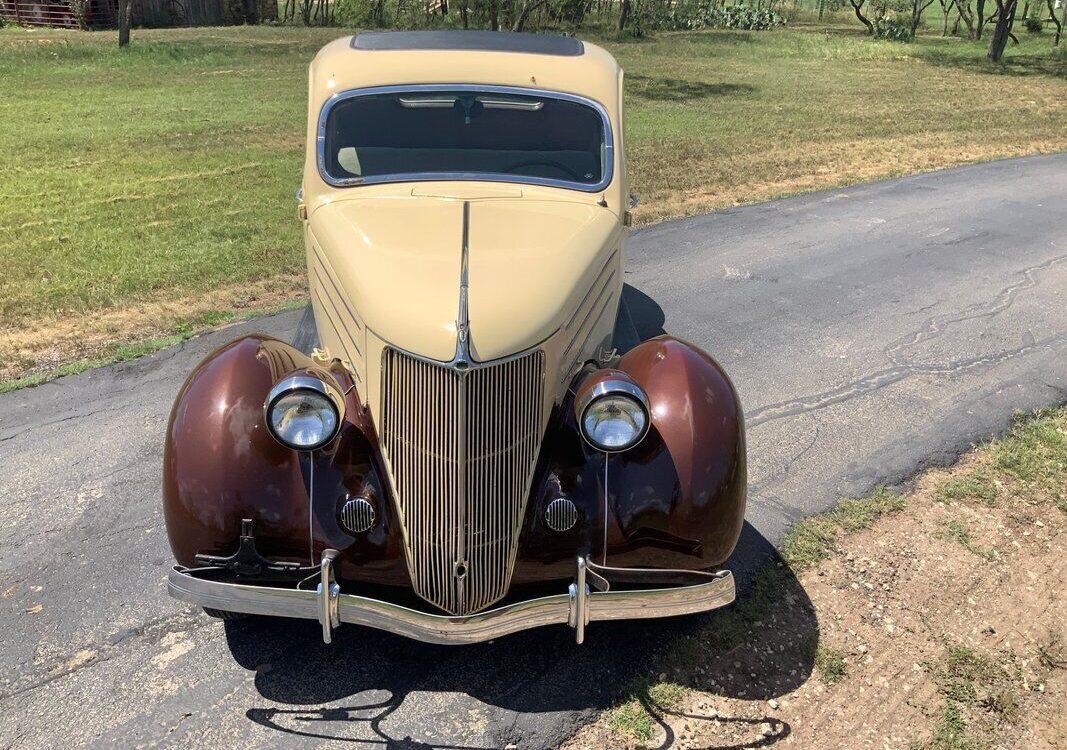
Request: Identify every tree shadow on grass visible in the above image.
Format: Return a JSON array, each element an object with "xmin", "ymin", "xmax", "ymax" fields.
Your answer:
[
  {"xmin": 917, "ymin": 46, "xmax": 1067, "ymax": 79},
  {"xmin": 628, "ymin": 74, "xmax": 757, "ymax": 102}
]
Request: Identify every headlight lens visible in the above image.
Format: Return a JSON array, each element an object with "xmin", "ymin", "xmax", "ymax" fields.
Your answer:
[
  {"xmin": 576, "ymin": 376, "xmax": 650, "ymax": 453},
  {"xmin": 265, "ymin": 375, "xmax": 343, "ymax": 450},
  {"xmin": 582, "ymin": 394, "xmax": 648, "ymax": 451}
]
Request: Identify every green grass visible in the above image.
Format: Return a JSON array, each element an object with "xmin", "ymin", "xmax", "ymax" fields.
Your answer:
[
  {"xmin": 782, "ymin": 485, "xmax": 905, "ymax": 570},
  {"xmin": 1, "ymin": 23, "xmax": 1064, "ymax": 377},
  {"xmin": 990, "ymin": 409, "xmax": 1067, "ymax": 492},
  {"xmin": 915, "ymin": 643, "xmax": 1024, "ymax": 749},
  {"xmin": 922, "ymin": 703, "xmax": 983, "ymax": 750},
  {"xmin": 814, "ymin": 643, "xmax": 847, "ymax": 684},
  {"xmin": 938, "ymin": 519, "xmax": 999, "ymax": 561},
  {"xmin": 606, "ymin": 679, "xmax": 686, "ymax": 741},
  {"xmin": 938, "ymin": 469, "xmax": 998, "ymax": 505}
]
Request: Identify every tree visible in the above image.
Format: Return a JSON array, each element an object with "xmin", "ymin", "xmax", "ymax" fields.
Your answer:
[
  {"xmin": 512, "ymin": 0, "xmax": 548, "ymax": 29},
  {"xmin": 849, "ymin": 0, "xmax": 875, "ymax": 33},
  {"xmin": 909, "ymin": 0, "xmax": 937, "ymax": 35},
  {"xmin": 617, "ymin": 0, "xmax": 631, "ymax": 29},
  {"xmin": 954, "ymin": 0, "xmax": 977, "ymax": 36},
  {"xmin": 987, "ymin": 0, "xmax": 1018, "ymax": 59},
  {"xmin": 117, "ymin": 0, "xmax": 132, "ymax": 47},
  {"xmin": 1049, "ymin": 0, "xmax": 1063, "ymax": 44}
]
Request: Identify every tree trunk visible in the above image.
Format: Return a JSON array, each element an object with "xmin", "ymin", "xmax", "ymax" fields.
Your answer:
[
  {"xmin": 489, "ymin": 0, "xmax": 499, "ymax": 28},
  {"xmin": 987, "ymin": 0, "xmax": 1017, "ymax": 59},
  {"xmin": 954, "ymin": 0, "xmax": 975, "ymax": 35},
  {"xmin": 849, "ymin": 0, "xmax": 875, "ymax": 32},
  {"xmin": 976, "ymin": 0, "xmax": 986, "ymax": 35},
  {"xmin": 617, "ymin": 0, "xmax": 631, "ymax": 29},
  {"xmin": 1050, "ymin": 0, "xmax": 1063, "ymax": 43},
  {"xmin": 117, "ymin": 0, "xmax": 132, "ymax": 47},
  {"xmin": 512, "ymin": 0, "xmax": 546, "ymax": 29},
  {"xmin": 910, "ymin": 0, "xmax": 935, "ymax": 34}
]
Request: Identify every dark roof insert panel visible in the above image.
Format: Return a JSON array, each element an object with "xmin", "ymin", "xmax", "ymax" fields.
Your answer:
[{"xmin": 352, "ymin": 30, "xmax": 585, "ymax": 56}]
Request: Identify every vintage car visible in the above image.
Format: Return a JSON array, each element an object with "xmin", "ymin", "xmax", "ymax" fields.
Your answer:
[{"xmin": 164, "ymin": 30, "xmax": 746, "ymax": 645}]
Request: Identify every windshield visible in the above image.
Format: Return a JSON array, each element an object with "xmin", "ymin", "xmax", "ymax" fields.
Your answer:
[{"xmin": 320, "ymin": 87, "xmax": 611, "ymax": 190}]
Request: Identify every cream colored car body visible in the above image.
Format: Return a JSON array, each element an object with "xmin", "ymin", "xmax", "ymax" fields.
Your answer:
[{"xmin": 299, "ymin": 36, "xmax": 628, "ymax": 423}]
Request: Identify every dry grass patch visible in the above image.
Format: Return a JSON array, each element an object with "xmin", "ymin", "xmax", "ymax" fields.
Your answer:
[{"xmin": 0, "ymin": 274, "xmax": 305, "ymax": 388}]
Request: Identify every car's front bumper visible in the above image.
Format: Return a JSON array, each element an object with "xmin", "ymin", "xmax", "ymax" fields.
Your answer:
[{"xmin": 168, "ymin": 553, "xmax": 735, "ymax": 645}]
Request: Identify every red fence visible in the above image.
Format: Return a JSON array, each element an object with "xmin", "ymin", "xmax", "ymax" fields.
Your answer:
[{"xmin": 0, "ymin": 0, "xmax": 115, "ymax": 27}]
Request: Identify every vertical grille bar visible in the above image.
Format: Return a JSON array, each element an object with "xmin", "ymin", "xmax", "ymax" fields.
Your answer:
[{"xmin": 380, "ymin": 348, "xmax": 545, "ymax": 615}]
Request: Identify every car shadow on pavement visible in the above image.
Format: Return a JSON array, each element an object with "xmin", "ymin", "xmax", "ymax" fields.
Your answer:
[
  {"xmin": 232, "ymin": 285, "xmax": 810, "ymax": 747},
  {"xmin": 228, "ymin": 523, "xmax": 817, "ymax": 749},
  {"xmin": 614, "ymin": 283, "xmax": 667, "ymax": 354}
]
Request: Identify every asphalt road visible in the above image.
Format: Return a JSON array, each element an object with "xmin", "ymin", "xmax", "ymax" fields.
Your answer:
[{"xmin": 1, "ymin": 154, "xmax": 1065, "ymax": 749}]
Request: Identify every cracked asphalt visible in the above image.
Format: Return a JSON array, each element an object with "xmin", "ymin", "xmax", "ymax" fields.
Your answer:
[{"xmin": 1, "ymin": 154, "xmax": 1065, "ymax": 749}]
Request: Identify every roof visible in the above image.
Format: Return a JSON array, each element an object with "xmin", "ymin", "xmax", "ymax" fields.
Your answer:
[
  {"xmin": 306, "ymin": 33, "xmax": 621, "ymax": 116},
  {"xmin": 352, "ymin": 30, "xmax": 585, "ymax": 57}
]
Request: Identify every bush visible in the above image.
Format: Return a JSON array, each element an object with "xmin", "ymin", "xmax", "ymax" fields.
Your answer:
[
  {"xmin": 635, "ymin": 0, "xmax": 786, "ymax": 32},
  {"xmin": 718, "ymin": 4, "xmax": 786, "ymax": 29},
  {"xmin": 333, "ymin": 0, "xmax": 374, "ymax": 26},
  {"xmin": 873, "ymin": 15, "xmax": 914, "ymax": 40},
  {"xmin": 1024, "ymin": 15, "xmax": 1044, "ymax": 32}
]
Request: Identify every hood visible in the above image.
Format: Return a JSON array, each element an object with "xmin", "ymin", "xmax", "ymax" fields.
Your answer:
[{"xmin": 308, "ymin": 192, "xmax": 620, "ymax": 363}]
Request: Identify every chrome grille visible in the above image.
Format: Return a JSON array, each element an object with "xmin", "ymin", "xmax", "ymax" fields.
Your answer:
[{"xmin": 380, "ymin": 348, "xmax": 546, "ymax": 615}]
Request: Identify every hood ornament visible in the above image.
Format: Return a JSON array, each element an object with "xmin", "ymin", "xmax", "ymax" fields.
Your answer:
[{"xmin": 452, "ymin": 201, "xmax": 473, "ymax": 371}]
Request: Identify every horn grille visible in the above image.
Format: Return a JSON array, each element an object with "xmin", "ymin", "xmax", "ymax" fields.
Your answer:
[
  {"xmin": 544, "ymin": 497, "xmax": 578, "ymax": 532},
  {"xmin": 340, "ymin": 496, "xmax": 376, "ymax": 534},
  {"xmin": 379, "ymin": 348, "xmax": 545, "ymax": 615}
]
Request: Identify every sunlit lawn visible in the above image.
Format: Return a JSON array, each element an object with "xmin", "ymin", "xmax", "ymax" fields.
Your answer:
[{"xmin": 0, "ymin": 22, "xmax": 1064, "ymax": 374}]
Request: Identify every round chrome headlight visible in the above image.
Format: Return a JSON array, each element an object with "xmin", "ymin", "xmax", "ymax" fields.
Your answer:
[
  {"xmin": 264, "ymin": 374, "xmax": 344, "ymax": 451},
  {"xmin": 575, "ymin": 376, "xmax": 650, "ymax": 453}
]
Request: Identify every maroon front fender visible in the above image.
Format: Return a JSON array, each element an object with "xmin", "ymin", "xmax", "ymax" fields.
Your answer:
[
  {"xmin": 514, "ymin": 335, "xmax": 746, "ymax": 580},
  {"xmin": 609, "ymin": 336, "xmax": 747, "ymax": 568},
  {"xmin": 163, "ymin": 336, "xmax": 310, "ymax": 567},
  {"xmin": 162, "ymin": 335, "xmax": 408, "ymax": 586}
]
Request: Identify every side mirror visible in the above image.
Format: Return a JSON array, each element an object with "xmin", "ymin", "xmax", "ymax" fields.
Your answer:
[
  {"xmin": 623, "ymin": 192, "xmax": 639, "ymax": 226},
  {"xmin": 296, "ymin": 186, "xmax": 307, "ymax": 221}
]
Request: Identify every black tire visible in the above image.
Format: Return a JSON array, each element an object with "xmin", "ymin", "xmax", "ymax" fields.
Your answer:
[{"xmin": 203, "ymin": 607, "xmax": 248, "ymax": 621}]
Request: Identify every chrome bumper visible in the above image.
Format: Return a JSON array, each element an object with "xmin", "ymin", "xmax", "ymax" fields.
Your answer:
[{"xmin": 168, "ymin": 554, "xmax": 735, "ymax": 645}]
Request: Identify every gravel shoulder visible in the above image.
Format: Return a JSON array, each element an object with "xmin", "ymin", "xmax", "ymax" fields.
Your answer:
[{"xmin": 566, "ymin": 409, "xmax": 1067, "ymax": 750}]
